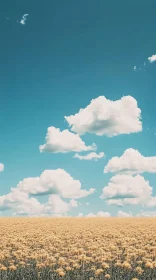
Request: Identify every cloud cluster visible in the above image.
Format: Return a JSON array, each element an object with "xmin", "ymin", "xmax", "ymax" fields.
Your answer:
[
  {"xmin": 39, "ymin": 126, "xmax": 96, "ymax": 153},
  {"xmin": 104, "ymin": 148, "xmax": 156, "ymax": 174},
  {"xmin": 101, "ymin": 174, "xmax": 152, "ymax": 206},
  {"xmin": 65, "ymin": 96, "xmax": 142, "ymax": 137},
  {"xmin": 0, "ymin": 169, "xmax": 95, "ymax": 216},
  {"xmin": 74, "ymin": 152, "xmax": 104, "ymax": 161}
]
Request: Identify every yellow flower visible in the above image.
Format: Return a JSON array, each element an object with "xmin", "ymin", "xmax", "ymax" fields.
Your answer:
[
  {"xmin": 9, "ymin": 265, "xmax": 17, "ymax": 271},
  {"xmin": 95, "ymin": 268, "xmax": 103, "ymax": 276},
  {"xmin": 59, "ymin": 270, "xmax": 65, "ymax": 277},
  {"xmin": 145, "ymin": 261, "xmax": 153, "ymax": 268},
  {"xmin": 65, "ymin": 266, "xmax": 72, "ymax": 271},
  {"xmin": 101, "ymin": 262, "xmax": 109, "ymax": 269},
  {"xmin": 135, "ymin": 266, "xmax": 144, "ymax": 275},
  {"xmin": 1, "ymin": 266, "xmax": 7, "ymax": 271},
  {"xmin": 105, "ymin": 274, "xmax": 111, "ymax": 279}
]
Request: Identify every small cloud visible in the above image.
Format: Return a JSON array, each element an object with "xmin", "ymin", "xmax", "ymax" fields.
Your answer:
[
  {"xmin": 19, "ymin": 14, "xmax": 29, "ymax": 25},
  {"xmin": 0, "ymin": 163, "xmax": 4, "ymax": 172},
  {"xmin": 148, "ymin": 54, "xmax": 156, "ymax": 63},
  {"xmin": 74, "ymin": 152, "xmax": 105, "ymax": 161},
  {"xmin": 133, "ymin": 66, "xmax": 137, "ymax": 71}
]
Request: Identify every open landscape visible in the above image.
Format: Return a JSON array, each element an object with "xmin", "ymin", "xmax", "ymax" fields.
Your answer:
[{"xmin": 0, "ymin": 217, "xmax": 156, "ymax": 279}]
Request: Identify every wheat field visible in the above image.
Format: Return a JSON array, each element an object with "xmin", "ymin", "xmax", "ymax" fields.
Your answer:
[{"xmin": 0, "ymin": 217, "xmax": 156, "ymax": 279}]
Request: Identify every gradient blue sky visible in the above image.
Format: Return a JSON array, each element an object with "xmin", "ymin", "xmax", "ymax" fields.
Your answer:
[{"xmin": 0, "ymin": 0, "xmax": 156, "ymax": 217}]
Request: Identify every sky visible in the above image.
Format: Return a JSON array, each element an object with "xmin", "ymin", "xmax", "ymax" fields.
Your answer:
[{"xmin": 0, "ymin": 0, "xmax": 156, "ymax": 217}]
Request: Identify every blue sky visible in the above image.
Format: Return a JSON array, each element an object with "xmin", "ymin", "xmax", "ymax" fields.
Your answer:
[{"xmin": 0, "ymin": 0, "xmax": 156, "ymax": 217}]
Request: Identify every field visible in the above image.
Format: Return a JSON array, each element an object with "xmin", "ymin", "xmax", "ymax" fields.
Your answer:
[{"xmin": 0, "ymin": 217, "xmax": 156, "ymax": 280}]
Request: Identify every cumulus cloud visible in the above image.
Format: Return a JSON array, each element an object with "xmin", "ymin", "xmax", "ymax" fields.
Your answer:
[
  {"xmin": 86, "ymin": 211, "xmax": 111, "ymax": 217},
  {"xmin": 74, "ymin": 152, "xmax": 104, "ymax": 161},
  {"xmin": 100, "ymin": 174, "xmax": 152, "ymax": 206},
  {"xmin": 146, "ymin": 197, "xmax": 156, "ymax": 208},
  {"xmin": 0, "ymin": 169, "xmax": 95, "ymax": 216},
  {"xmin": 19, "ymin": 14, "xmax": 29, "ymax": 25},
  {"xmin": 0, "ymin": 163, "xmax": 4, "ymax": 172},
  {"xmin": 136, "ymin": 211, "xmax": 156, "ymax": 217},
  {"xmin": 117, "ymin": 210, "xmax": 132, "ymax": 217},
  {"xmin": 16, "ymin": 169, "xmax": 95, "ymax": 199},
  {"xmin": 0, "ymin": 188, "xmax": 46, "ymax": 216},
  {"xmin": 45, "ymin": 195, "xmax": 78, "ymax": 214},
  {"xmin": 104, "ymin": 148, "xmax": 156, "ymax": 174},
  {"xmin": 148, "ymin": 54, "xmax": 156, "ymax": 63},
  {"xmin": 39, "ymin": 126, "xmax": 96, "ymax": 153},
  {"xmin": 65, "ymin": 95, "xmax": 142, "ymax": 136}
]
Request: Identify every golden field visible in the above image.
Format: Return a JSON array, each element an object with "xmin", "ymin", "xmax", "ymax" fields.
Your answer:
[{"xmin": 0, "ymin": 217, "xmax": 156, "ymax": 279}]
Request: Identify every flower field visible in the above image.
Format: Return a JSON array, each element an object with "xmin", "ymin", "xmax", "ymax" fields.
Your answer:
[{"xmin": 0, "ymin": 217, "xmax": 156, "ymax": 280}]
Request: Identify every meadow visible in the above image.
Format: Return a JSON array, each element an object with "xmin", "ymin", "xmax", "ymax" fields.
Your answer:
[{"xmin": 0, "ymin": 217, "xmax": 156, "ymax": 280}]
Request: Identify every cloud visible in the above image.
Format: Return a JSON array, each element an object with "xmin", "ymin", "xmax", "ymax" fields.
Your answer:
[
  {"xmin": 0, "ymin": 169, "xmax": 95, "ymax": 216},
  {"xmin": 104, "ymin": 148, "xmax": 156, "ymax": 175},
  {"xmin": 86, "ymin": 211, "xmax": 111, "ymax": 217},
  {"xmin": 117, "ymin": 210, "xmax": 132, "ymax": 217},
  {"xmin": 146, "ymin": 197, "xmax": 156, "ymax": 208},
  {"xmin": 0, "ymin": 189, "xmax": 46, "ymax": 216},
  {"xmin": 148, "ymin": 54, "xmax": 156, "ymax": 63},
  {"xmin": 19, "ymin": 14, "xmax": 29, "ymax": 25},
  {"xmin": 133, "ymin": 66, "xmax": 137, "ymax": 71},
  {"xmin": 100, "ymin": 174, "xmax": 153, "ymax": 206},
  {"xmin": 65, "ymin": 95, "xmax": 142, "ymax": 137},
  {"xmin": 39, "ymin": 126, "xmax": 96, "ymax": 153},
  {"xmin": 0, "ymin": 163, "xmax": 4, "ymax": 172},
  {"xmin": 77, "ymin": 213, "xmax": 84, "ymax": 217},
  {"xmin": 15, "ymin": 169, "xmax": 95, "ymax": 199},
  {"xmin": 136, "ymin": 211, "xmax": 156, "ymax": 217},
  {"xmin": 74, "ymin": 152, "xmax": 104, "ymax": 161},
  {"xmin": 45, "ymin": 195, "xmax": 78, "ymax": 214}
]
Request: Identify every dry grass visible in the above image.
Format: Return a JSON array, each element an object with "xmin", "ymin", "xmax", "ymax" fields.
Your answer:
[{"xmin": 0, "ymin": 217, "xmax": 156, "ymax": 279}]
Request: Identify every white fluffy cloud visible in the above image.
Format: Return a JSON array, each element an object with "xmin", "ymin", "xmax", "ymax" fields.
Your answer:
[
  {"xmin": 39, "ymin": 126, "xmax": 96, "ymax": 153},
  {"xmin": 104, "ymin": 148, "xmax": 156, "ymax": 174},
  {"xmin": 148, "ymin": 54, "xmax": 156, "ymax": 63},
  {"xmin": 45, "ymin": 195, "xmax": 78, "ymax": 214},
  {"xmin": 0, "ymin": 169, "xmax": 95, "ymax": 216},
  {"xmin": 0, "ymin": 188, "xmax": 46, "ymax": 216},
  {"xmin": 136, "ymin": 211, "xmax": 156, "ymax": 217},
  {"xmin": 117, "ymin": 210, "xmax": 132, "ymax": 217},
  {"xmin": 74, "ymin": 152, "xmax": 104, "ymax": 161},
  {"xmin": 86, "ymin": 211, "xmax": 111, "ymax": 217},
  {"xmin": 65, "ymin": 95, "xmax": 142, "ymax": 136},
  {"xmin": 100, "ymin": 174, "xmax": 152, "ymax": 206},
  {"xmin": 0, "ymin": 163, "xmax": 4, "ymax": 172},
  {"xmin": 17, "ymin": 169, "xmax": 95, "ymax": 199},
  {"xmin": 146, "ymin": 197, "xmax": 156, "ymax": 208}
]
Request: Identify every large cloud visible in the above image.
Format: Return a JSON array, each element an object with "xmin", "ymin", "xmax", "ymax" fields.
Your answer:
[
  {"xmin": 104, "ymin": 148, "xmax": 156, "ymax": 174},
  {"xmin": 73, "ymin": 152, "xmax": 104, "ymax": 161},
  {"xmin": 65, "ymin": 95, "xmax": 142, "ymax": 136},
  {"xmin": 0, "ymin": 169, "xmax": 95, "ymax": 216},
  {"xmin": 17, "ymin": 169, "xmax": 95, "ymax": 199},
  {"xmin": 100, "ymin": 174, "xmax": 153, "ymax": 206},
  {"xmin": 39, "ymin": 126, "xmax": 96, "ymax": 153},
  {"xmin": 0, "ymin": 163, "xmax": 4, "ymax": 172}
]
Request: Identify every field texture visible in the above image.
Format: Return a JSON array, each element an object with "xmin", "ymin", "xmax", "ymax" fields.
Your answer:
[{"xmin": 0, "ymin": 217, "xmax": 156, "ymax": 280}]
